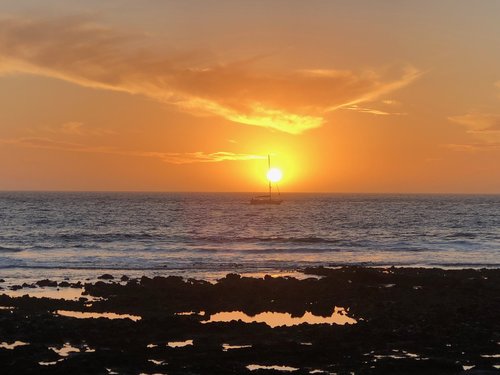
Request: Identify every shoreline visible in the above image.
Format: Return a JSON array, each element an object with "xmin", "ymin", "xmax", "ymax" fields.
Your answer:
[
  {"xmin": 2, "ymin": 262, "xmax": 500, "ymax": 284},
  {"xmin": 1, "ymin": 266, "xmax": 499, "ymax": 374}
]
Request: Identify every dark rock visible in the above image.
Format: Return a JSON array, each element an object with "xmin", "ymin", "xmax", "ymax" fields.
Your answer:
[
  {"xmin": 36, "ymin": 279, "xmax": 58, "ymax": 287},
  {"xmin": 98, "ymin": 274, "xmax": 114, "ymax": 280},
  {"xmin": 1, "ymin": 267, "xmax": 499, "ymax": 375},
  {"xmin": 120, "ymin": 275, "xmax": 129, "ymax": 282},
  {"xmin": 58, "ymin": 281, "xmax": 71, "ymax": 288},
  {"xmin": 70, "ymin": 281, "xmax": 82, "ymax": 288}
]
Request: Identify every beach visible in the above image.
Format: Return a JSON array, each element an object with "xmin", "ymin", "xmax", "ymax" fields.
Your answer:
[{"xmin": 1, "ymin": 266, "xmax": 499, "ymax": 374}]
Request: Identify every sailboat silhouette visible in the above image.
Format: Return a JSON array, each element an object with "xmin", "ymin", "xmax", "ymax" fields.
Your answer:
[{"xmin": 250, "ymin": 155, "xmax": 283, "ymax": 205}]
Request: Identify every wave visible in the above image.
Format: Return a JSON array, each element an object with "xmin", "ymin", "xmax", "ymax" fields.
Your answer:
[
  {"xmin": 1, "ymin": 261, "xmax": 500, "ymax": 272},
  {"xmin": 54, "ymin": 234, "xmax": 343, "ymax": 244},
  {"xmin": 429, "ymin": 262, "xmax": 500, "ymax": 268},
  {"xmin": 59, "ymin": 232, "xmax": 156, "ymax": 242},
  {"xmin": 0, "ymin": 263, "xmax": 287, "ymax": 271},
  {"xmin": 0, "ymin": 245, "xmax": 23, "ymax": 252},
  {"xmin": 446, "ymin": 232, "xmax": 478, "ymax": 239},
  {"xmin": 194, "ymin": 235, "xmax": 350, "ymax": 244}
]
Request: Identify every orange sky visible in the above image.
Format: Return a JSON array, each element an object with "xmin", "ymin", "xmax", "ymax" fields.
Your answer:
[{"xmin": 0, "ymin": 1, "xmax": 499, "ymax": 192}]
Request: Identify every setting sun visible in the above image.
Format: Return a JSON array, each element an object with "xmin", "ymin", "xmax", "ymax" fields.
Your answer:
[{"xmin": 267, "ymin": 168, "xmax": 283, "ymax": 183}]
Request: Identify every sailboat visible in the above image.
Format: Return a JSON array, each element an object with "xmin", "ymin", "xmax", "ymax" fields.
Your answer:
[{"xmin": 250, "ymin": 155, "xmax": 283, "ymax": 205}]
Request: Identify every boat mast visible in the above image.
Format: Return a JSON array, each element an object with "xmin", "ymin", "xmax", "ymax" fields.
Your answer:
[{"xmin": 268, "ymin": 154, "xmax": 272, "ymax": 200}]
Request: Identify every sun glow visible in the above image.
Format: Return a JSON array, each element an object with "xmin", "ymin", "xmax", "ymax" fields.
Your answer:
[{"xmin": 267, "ymin": 168, "xmax": 283, "ymax": 183}]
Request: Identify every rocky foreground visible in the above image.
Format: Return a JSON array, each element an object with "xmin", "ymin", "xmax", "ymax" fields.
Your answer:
[{"xmin": 0, "ymin": 267, "xmax": 499, "ymax": 374}]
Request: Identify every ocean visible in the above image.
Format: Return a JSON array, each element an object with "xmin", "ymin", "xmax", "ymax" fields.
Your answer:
[{"xmin": 0, "ymin": 192, "xmax": 499, "ymax": 282}]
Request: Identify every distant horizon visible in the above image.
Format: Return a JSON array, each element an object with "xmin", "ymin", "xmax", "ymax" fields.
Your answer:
[{"xmin": 2, "ymin": 189, "xmax": 500, "ymax": 195}]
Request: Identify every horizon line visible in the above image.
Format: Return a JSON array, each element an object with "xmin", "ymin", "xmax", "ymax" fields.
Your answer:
[{"xmin": 1, "ymin": 189, "xmax": 499, "ymax": 195}]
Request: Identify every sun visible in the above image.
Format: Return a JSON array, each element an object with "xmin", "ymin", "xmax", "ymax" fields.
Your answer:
[{"xmin": 267, "ymin": 167, "xmax": 283, "ymax": 183}]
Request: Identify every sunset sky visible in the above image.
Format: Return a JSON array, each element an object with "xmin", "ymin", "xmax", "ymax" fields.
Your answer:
[{"xmin": 1, "ymin": 1, "xmax": 499, "ymax": 192}]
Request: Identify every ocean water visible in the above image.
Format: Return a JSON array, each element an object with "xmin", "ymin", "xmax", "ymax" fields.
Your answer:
[{"xmin": 0, "ymin": 192, "xmax": 499, "ymax": 282}]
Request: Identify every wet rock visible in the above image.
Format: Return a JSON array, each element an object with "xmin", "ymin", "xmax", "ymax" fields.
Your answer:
[
  {"xmin": 10, "ymin": 285, "xmax": 23, "ymax": 291},
  {"xmin": 58, "ymin": 281, "xmax": 71, "ymax": 288},
  {"xmin": 36, "ymin": 279, "xmax": 58, "ymax": 287},
  {"xmin": 1, "ymin": 267, "xmax": 499, "ymax": 374},
  {"xmin": 120, "ymin": 275, "xmax": 129, "ymax": 282},
  {"xmin": 98, "ymin": 274, "xmax": 114, "ymax": 280}
]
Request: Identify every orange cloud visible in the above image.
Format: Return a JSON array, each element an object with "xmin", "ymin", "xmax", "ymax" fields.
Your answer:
[
  {"xmin": 443, "ymin": 143, "xmax": 500, "ymax": 152},
  {"xmin": 448, "ymin": 112, "xmax": 500, "ymax": 135},
  {"xmin": 342, "ymin": 104, "xmax": 406, "ymax": 116},
  {"xmin": 40, "ymin": 122, "xmax": 114, "ymax": 136},
  {"xmin": 0, "ymin": 16, "xmax": 421, "ymax": 134},
  {"xmin": 0, "ymin": 137, "xmax": 265, "ymax": 164},
  {"xmin": 446, "ymin": 111, "xmax": 500, "ymax": 151}
]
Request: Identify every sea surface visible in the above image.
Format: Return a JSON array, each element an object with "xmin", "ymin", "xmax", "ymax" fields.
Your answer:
[{"xmin": 0, "ymin": 192, "xmax": 499, "ymax": 282}]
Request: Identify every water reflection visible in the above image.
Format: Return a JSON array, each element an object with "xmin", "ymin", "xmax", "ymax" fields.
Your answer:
[
  {"xmin": 55, "ymin": 310, "xmax": 141, "ymax": 321},
  {"xmin": 247, "ymin": 364, "xmax": 298, "ymax": 372},
  {"xmin": 222, "ymin": 343, "xmax": 252, "ymax": 351},
  {"xmin": 167, "ymin": 339, "xmax": 193, "ymax": 348},
  {"xmin": 39, "ymin": 360, "xmax": 62, "ymax": 366},
  {"xmin": 148, "ymin": 359, "xmax": 165, "ymax": 365},
  {"xmin": 5, "ymin": 287, "xmax": 98, "ymax": 301},
  {"xmin": 49, "ymin": 342, "xmax": 81, "ymax": 357},
  {"xmin": 0, "ymin": 341, "xmax": 29, "ymax": 349},
  {"xmin": 204, "ymin": 307, "xmax": 356, "ymax": 328}
]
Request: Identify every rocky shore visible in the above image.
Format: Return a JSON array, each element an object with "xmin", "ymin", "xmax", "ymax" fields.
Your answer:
[{"xmin": 1, "ymin": 266, "xmax": 499, "ymax": 374}]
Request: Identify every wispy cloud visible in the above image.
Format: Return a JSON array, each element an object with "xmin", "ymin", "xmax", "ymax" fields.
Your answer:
[
  {"xmin": 342, "ymin": 104, "xmax": 406, "ymax": 116},
  {"xmin": 448, "ymin": 112, "xmax": 500, "ymax": 135},
  {"xmin": 442, "ymin": 143, "xmax": 500, "ymax": 152},
  {"xmin": 0, "ymin": 137, "xmax": 265, "ymax": 164},
  {"xmin": 0, "ymin": 15, "xmax": 421, "ymax": 134},
  {"xmin": 446, "ymin": 111, "xmax": 500, "ymax": 151},
  {"xmin": 152, "ymin": 152, "xmax": 266, "ymax": 164},
  {"xmin": 41, "ymin": 122, "xmax": 114, "ymax": 136},
  {"xmin": 1, "ymin": 137, "xmax": 109, "ymax": 153}
]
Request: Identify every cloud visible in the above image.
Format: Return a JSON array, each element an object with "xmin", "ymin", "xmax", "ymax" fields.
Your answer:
[
  {"xmin": 152, "ymin": 152, "xmax": 266, "ymax": 164},
  {"xmin": 446, "ymin": 111, "xmax": 500, "ymax": 151},
  {"xmin": 342, "ymin": 104, "xmax": 406, "ymax": 116},
  {"xmin": 442, "ymin": 143, "xmax": 500, "ymax": 152},
  {"xmin": 42, "ymin": 122, "xmax": 114, "ymax": 136},
  {"xmin": 382, "ymin": 99, "xmax": 400, "ymax": 105},
  {"xmin": 60, "ymin": 122, "xmax": 85, "ymax": 135},
  {"xmin": 448, "ymin": 112, "xmax": 500, "ymax": 135},
  {"xmin": 0, "ymin": 137, "xmax": 265, "ymax": 164},
  {"xmin": 0, "ymin": 15, "xmax": 421, "ymax": 134}
]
